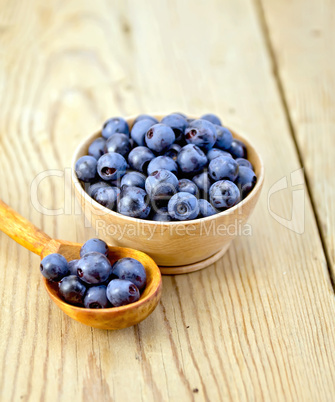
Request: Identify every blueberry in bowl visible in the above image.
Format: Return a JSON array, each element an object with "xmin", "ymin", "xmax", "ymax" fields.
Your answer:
[{"xmin": 72, "ymin": 113, "xmax": 264, "ymax": 272}]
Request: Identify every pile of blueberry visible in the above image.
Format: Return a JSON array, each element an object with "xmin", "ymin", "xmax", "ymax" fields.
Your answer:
[
  {"xmin": 75, "ymin": 113, "xmax": 257, "ymax": 221},
  {"xmin": 40, "ymin": 238, "xmax": 146, "ymax": 308}
]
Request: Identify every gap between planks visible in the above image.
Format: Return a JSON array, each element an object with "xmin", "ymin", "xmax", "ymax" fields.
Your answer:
[{"xmin": 252, "ymin": 0, "xmax": 335, "ymax": 292}]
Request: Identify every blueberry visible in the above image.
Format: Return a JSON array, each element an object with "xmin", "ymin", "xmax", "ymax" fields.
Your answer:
[
  {"xmin": 236, "ymin": 158, "xmax": 253, "ymax": 170},
  {"xmin": 93, "ymin": 186, "xmax": 120, "ymax": 210},
  {"xmin": 104, "ymin": 133, "xmax": 130, "ymax": 157},
  {"xmin": 185, "ymin": 119, "xmax": 217, "ymax": 151},
  {"xmin": 112, "ymin": 257, "xmax": 146, "ymax": 292},
  {"xmin": 117, "ymin": 186, "xmax": 151, "ymax": 219},
  {"xmin": 102, "ymin": 117, "xmax": 129, "ymax": 139},
  {"xmin": 80, "ymin": 238, "xmax": 108, "ymax": 257},
  {"xmin": 168, "ymin": 192, "xmax": 199, "ymax": 221},
  {"xmin": 97, "ymin": 152, "xmax": 127, "ymax": 181},
  {"xmin": 209, "ymin": 180, "xmax": 240, "ymax": 210},
  {"xmin": 209, "ymin": 155, "xmax": 239, "ymax": 182},
  {"xmin": 128, "ymin": 146, "xmax": 155, "ymax": 173},
  {"xmin": 84, "ymin": 285, "xmax": 109, "ymax": 309},
  {"xmin": 59, "ymin": 275, "xmax": 87, "ymax": 306},
  {"xmin": 164, "ymin": 143, "xmax": 182, "ymax": 161},
  {"xmin": 177, "ymin": 144, "xmax": 207, "ymax": 174},
  {"xmin": 192, "ymin": 172, "xmax": 212, "ymax": 195},
  {"xmin": 147, "ymin": 156, "xmax": 178, "ymax": 176},
  {"xmin": 88, "ymin": 137, "xmax": 106, "ymax": 160},
  {"xmin": 145, "ymin": 124, "xmax": 175, "ymax": 153},
  {"xmin": 235, "ymin": 166, "xmax": 257, "ymax": 198},
  {"xmin": 198, "ymin": 199, "xmax": 217, "ymax": 217},
  {"xmin": 229, "ymin": 139, "xmax": 247, "ymax": 159},
  {"xmin": 207, "ymin": 148, "xmax": 232, "ymax": 162},
  {"xmin": 75, "ymin": 156, "xmax": 97, "ymax": 182},
  {"xmin": 177, "ymin": 178, "xmax": 199, "ymax": 197},
  {"xmin": 86, "ymin": 181, "xmax": 111, "ymax": 198},
  {"xmin": 201, "ymin": 113, "xmax": 222, "ymax": 126},
  {"xmin": 77, "ymin": 252, "xmax": 112, "ymax": 284},
  {"xmin": 121, "ymin": 171, "xmax": 146, "ymax": 189},
  {"xmin": 106, "ymin": 279, "xmax": 140, "ymax": 307},
  {"xmin": 151, "ymin": 206, "xmax": 172, "ymax": 222},
  {"xmin": 215, "ymin": 126, "xmax": 233, "ymax": 150},
  {"xmin": 40, "ymin": 253, "xmax": 69, "ymax": 282},
  {"xmin": 133, "ymin": 114, "xmax": 158, "ymax": 125},
  {"xmin": 161, "ymin": 113, "xmax": 188, "ymax": 141},
  {"xmin": 68, "ymin": 259, "xmax": 80, "ymax": 275},
  {"xmin": 145, "ymin": 169, "xmax": 178, "ymax": 202},
  {"xmin": 131, "ymin": 119, "xmax": 155, "ymax": 146}
]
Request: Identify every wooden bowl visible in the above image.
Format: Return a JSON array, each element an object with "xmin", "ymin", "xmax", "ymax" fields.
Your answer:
[
  {"xmin": 44, "ymin": 245, "xmax": 162, "ymax": 330},
  {"xmin": 72, "ymin": 114, "xmax": 264, "ymax": 274}
]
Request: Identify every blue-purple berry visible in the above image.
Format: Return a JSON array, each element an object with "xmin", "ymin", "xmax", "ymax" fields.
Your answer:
[
  {"xmin": 77, "ymin": 252, "xmax": 112, "ymax": 284},
  {"xmin": 80, "ymin": 238, "xmax": 108, "ymax": 257},
  {"xmin": 84, "ymin": 285, "xmax": 109, "ymax": 308},
  {"xmin": 75, "ymin": 156, "xmax": 97, "ymax": 182},
  {"xmin": 102, "ymin": 117, "xmax": 129, "ymax": 139},
  {"xmin": 40, "ymin": 253, "xmax": 69, "ymax": 282},
  {"xmin": 112, "ymin": 258, "xmax": 147, "ymax": 292},
  {"xmin": 106, "ymin": 279, "xmax": 140, "ymax": 307}
]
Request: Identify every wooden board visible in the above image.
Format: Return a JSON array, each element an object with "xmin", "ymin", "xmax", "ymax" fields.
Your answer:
[
  {"xmin": 0, "ymin": 0, "xmax": 335, "ymax": 401},
  {"xmin": 259, "ymin": 0, "xmax": 335, "ymax": 279}
]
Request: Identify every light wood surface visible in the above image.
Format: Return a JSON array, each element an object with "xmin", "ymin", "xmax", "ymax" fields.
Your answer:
[
  {"xmin": 259, "ymin": 0, "xmax": 335, "ymax": 280},
  {"xmin": 0, "ymin": 0, "xmax": 335, "ymax": 401},
  {"xmin": 72, "ymin": 117, "xmax": 264, "ymax": 270}
]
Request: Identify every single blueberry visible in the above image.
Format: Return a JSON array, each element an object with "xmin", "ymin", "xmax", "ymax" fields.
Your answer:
[
  {"xmin": 145, "ymin": 124, "xmax": 175, "ymax": 153},
  {"xmin": 164, "ymin": 143, "xmax": 182, "ymax": 161},
  {"xmin": 192, "ymin": 172, "xmax": 212, "ymax": 195},
  {"xmin": 104, "ymin": 133, "xmax": 130, "ymax": 157},
  {"xmin": 185, "ymin": 119, "xmax": 217, "ymax": 151},
  {"xmin": 229, "ymin": 139, "xmax": 247, "ymax": 159},
  {"xmin": 93, "ymin": 186, "xmax": 120, "ymax": 210},
  {"xmin": 88, "ymin": 137, "xmax": 106, "ymax": 160},
  {"xmin": 161, "ymin": 113, "xmax": 188, "ymax": 141},
  {"xmin": 177, "ymin": 144, "xmax": 207, "ymax": 174},
  {"xmin": 75, "ymin": 156, "xmax": 97, "ymax": 182},
  {"xmin": 102, "ymin": 117, "xmax": 129, "ymax": 139},
  {"xmin": 198, "ymin": 199, "xmax": 217, "ymax": 217},
  {"xmin": 106, "ymin": 279, "xmax": 140, "ymax": 307},
  {"xmin": 77, "ymin": 252, "xmax": 112, "ymax": 284},
  {"xmin": 59, "ymin": 275, "xmax": 87, "ymax": 306},
  {"xmin": 147, "ymin": 156, "xmax": 178, "ymax": 176},
  {"xmin": 235, "ymin": 166, "xmax": 257, "ymax": 198},
  {"xmin": 201, "ymin": 113, "xmax": 222, "ymax": 126},
  {"xmin": 121, "ymin": 171, "xmax": 146, "ymax": 189},
  {"xmin": 177, "ymin": 178, "xmax": 199, "ymax": 197},
  {"xmin": 145, "ymin": 169, "xmax": 178, "ymax": 202},
  {"xmin": 133, "ymin": 114, "xmax": 158, "ymax": 125},
  {"xmin": 97, "ymin": 152, "xmax": 127, "ymax": 181},
  {"xmin": 68, "ymin": 259, "xmax": 80, "ymax": 276},
  {"xmin": 84, "ymin": 285, "xmax": 110, "ymax": 309},
  {"xmin": 40, "ymin": 253, "xmax": 69, "ymax": 282},
  {"xmin": 112, "ymin": 257, "xmax": 146, "ymax": 292},
  {"xmin": 236, "ymin": 158, "xmax": 253, "ymax": 170},
  {"xmin": 128, "ymin": 146, "xmax": 155, "ymax": 173},
  {"xmin": 80, "ymin": 238, "xmax": 108, "ymax": 257},
  {"xmin": 131, "ymin": 119, "xmax": 155, "ymax": 146},
  {"xmin": 117, "ymin": 186, "xmax": 151, "ymax": 219},
  {"xmin": 86, "ymin": 181, "xmax": 111, "ymax": 198},
  {"xmin": 209, "ymin": 155, "xmax": 239, "ymax": 182},
  {"xmin": 168, "ymin": 192, "xmax": 199, "ymax": 221},
  {"xmin": 207, "ymin": 148, "xmax": 233, "ymax": 162},
  {"xmin": 209, "ymin": 180, "xmax": 240, "ymax": 210},
  {"xmin": 215, "ymin": 126, "xmax": 233, "ymax": 150}
]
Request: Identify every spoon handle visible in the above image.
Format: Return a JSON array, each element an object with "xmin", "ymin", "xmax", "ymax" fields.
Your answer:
[{"xmin": 0, "ymin": 199, "xmax": 52, "ymax": 256}]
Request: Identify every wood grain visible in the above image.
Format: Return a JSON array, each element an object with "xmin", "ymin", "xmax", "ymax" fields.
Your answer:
[
  {"xmin": 0, "ymin": 0, "xmax": 335, "ymax": 401},
  {"xmin": 258, "ymin": 0, "xmax": 335, "ymax": 279}
]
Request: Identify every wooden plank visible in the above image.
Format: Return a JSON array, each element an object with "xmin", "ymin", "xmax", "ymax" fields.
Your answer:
[
  {"xmin": 258, "ymin": 0, "xmax": 335, "ymax": 278},
  {"xmin": 0, "ymin": 0, "xmax": 334, "ymax": 401}
]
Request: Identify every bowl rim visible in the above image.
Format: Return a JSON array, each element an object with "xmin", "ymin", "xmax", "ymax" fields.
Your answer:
[
  {"xmin": 44, "ymin": 246, "xmax": 162, "ymax": 313},
  {"xmin": 71, "ymin": 113, "xmax": 265, "ymax": 226}
]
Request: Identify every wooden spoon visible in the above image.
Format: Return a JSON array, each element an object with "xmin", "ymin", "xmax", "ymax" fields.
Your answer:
[{"xmin": 0, "ymin": 199, "xmax": 162, "ymax": 330}]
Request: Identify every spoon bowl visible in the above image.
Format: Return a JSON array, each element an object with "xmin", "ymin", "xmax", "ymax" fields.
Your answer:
[{"xmin": 0, "ymin": 200, "xmax": 162, "ymax": 330}]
